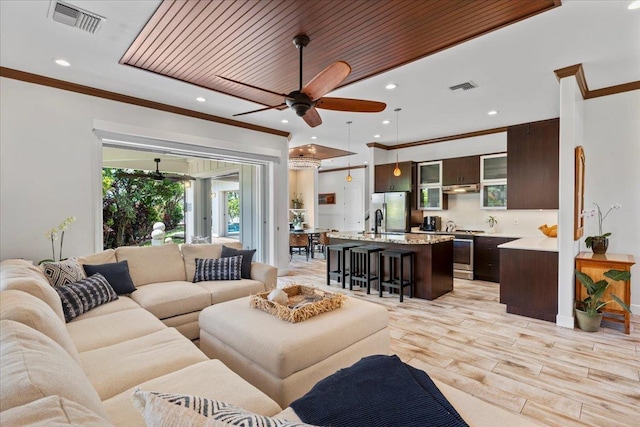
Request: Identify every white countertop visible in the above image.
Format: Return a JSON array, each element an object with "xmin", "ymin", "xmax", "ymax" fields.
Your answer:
[{"xmin": 497, "ymin": 237, "xmax": 558, "ymax": 252}]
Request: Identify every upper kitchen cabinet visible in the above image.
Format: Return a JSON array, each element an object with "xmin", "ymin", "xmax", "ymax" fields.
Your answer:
[
  {"xmin": 442, "ymin": 155, "xmax": 480, "ymax": 186},
  {"xmin": 507, "ymin": 118, "xmax": 559, "ymax": 209},
  {"xmin": 417, "ymin": 161, "xmax": 447, "ymax": 210},
  {"xmin": 480, "ymin": 153, "xmax": 507, "ymax": 209},
  {"xmin": 374, "ymin": 161, "xmax": 414, "ymax": 192}
]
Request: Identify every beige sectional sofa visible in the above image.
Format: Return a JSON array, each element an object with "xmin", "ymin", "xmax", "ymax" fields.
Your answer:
[{"xmin": 0, "ymin": 243, "xmax": 282, "ymax": 425}]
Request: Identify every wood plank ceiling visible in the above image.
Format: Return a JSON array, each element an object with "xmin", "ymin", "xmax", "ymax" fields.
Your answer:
[{"xmin": 121, "ymin": 0, "xmax": 559, "ymax": 110}]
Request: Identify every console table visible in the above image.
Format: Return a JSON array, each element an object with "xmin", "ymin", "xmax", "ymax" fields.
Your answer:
[{"xmin": 575, "ymin": 252, "xmax": 635, "ymax": 334}]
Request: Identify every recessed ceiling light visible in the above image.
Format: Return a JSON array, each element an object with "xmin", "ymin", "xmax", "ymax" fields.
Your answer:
[
  {"xmin": 374, "ymin": 134, "xmax": 381, "ymax": 138},
  {"xmin": 363, "ymin": 161, "xmax": 368, "ymax": 164},
  {"xmin": 311, "ymin": 136, "xmax": 318, "ymax": 140},
  {"xmin": 487, "ymin": 110, "xmax": 499, "ymax": 116},
  {"xmin": 54, "ymin": 58, "xmax": 70, "ymax": 67},
  {"xmin": 281, "ymin": 119, "xmax": 289, "ymax": 123},
  {"xmin": 385, "ymin": 83, "xmax": 398, "ymax": 90},
  {"xmin": 196, "ymin": 97, "xmax": 206, "ymax": 102},
  {"xmin": 629, "ymin": 1, "xmax": 640, "ymax": 10},
  {"xmin": 382, "ymin": 120, "xmax": 390, "ymax": 125}
]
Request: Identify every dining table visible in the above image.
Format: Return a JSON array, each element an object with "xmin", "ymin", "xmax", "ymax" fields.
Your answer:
[{"xmin": 289, "ymin": 228, "xmax": 332, "ymax": 259}]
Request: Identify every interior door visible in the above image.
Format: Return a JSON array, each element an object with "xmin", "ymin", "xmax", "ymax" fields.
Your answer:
[{"xmin": 343, "ymin": 180, "xmax": 364, "ymax": 231}]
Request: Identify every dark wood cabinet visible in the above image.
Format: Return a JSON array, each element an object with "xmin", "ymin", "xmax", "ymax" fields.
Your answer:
[
  {"xmin": 442, "ymin": 155, "xmax": 480, "ymax": 186},
  {"xmin": 474, "ymin": 236, "xmax": 515, "ymax": 282},
  {"xmin": 507, "ymin": 118, "xmax": 559, "ymax": 209},
  {"xmin": 500, "ymin": 248, "xmax": 558, "ymax": 322},
  {"xmin": 374, "ymin": 161, "xmax": 413, "ymax": 192}
]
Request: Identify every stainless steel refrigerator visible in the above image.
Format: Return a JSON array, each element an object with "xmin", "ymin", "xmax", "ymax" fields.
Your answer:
[{"xmin": 370, "ymin": 192, "xmax": 411, "ymax": 233}]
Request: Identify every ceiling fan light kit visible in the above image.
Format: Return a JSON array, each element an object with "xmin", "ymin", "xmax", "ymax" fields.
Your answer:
[{"xmin": 218, "ymin": 34, "xmax": 386, "ymax": 128}]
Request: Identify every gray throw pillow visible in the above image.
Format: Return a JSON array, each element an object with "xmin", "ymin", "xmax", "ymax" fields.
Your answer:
[{"xmin": 221, "ymin": 245, "xmax": 256, "ymax": 279}]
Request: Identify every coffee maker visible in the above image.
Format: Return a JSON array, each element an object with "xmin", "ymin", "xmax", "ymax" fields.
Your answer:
[{"xmin": 422, "ymin": 216, "xmax": 441, "ymax": 232}]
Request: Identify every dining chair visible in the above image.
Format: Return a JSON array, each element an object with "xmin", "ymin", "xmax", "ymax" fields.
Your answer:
[{"xmin": 289, "ymin": 233, "xmax": 310, "ymax": 261}]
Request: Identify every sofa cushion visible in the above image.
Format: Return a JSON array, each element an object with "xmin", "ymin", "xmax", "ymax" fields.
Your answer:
[
  {"xmin": 41, "ymin": 259, "xmax": 87, "ymax": 287},
  {"xmin": 221, "ymin": 246, "xmax": 256, "ymax": 279},
  {"xmin": 83, "ymin": 260, "xmax": 137, "ymax": 295},
  {"xmin": 80, "ymin": 328, "xmax": 208, "ymax": 400},
  {"xmin": 130, "ymin": 281, "xmax": 211, "ymax": 319},
  {"xmin": 0, "ymin": 395, "xmax": 114, "ymax": 427},
  {"xmin": 69, "ymin": 295, "xmax": 140, "ymax": 320},
  {"xmin": 132, "ymin": 390, "xmax": 312, "ymax": 427},
  {"xmin": 0, "ymin": 320, "xmax": 110, "ymax": 420},
  {"xmin": 0, "ymin": 290, "xmax": 81, "ymax": 364},
  {"xmin": 193, "ymin": 256, "xmax": 243, "ymax": 282},
  {"xmin": 181, "ymin": 242, "xmax": 242, "ymax": 281},
  {"xmin": 115, "ymin": 244, "xmax": 186, "ymax": 286},
  {"xmin": 67, "ymin": 307, "xmax": 167, "ymax": 353},
  {"xmin": 196, "ymin": 279, "xmax": 267, "ymax": 304},
  {"xmin": 55, "ymin": 273, "xmax": 119, "ymax": 322},
  {"xmin": 0, "ymin": 260, "xmax": 65, "ymax": 321},
  {"xmin": 76, "ymin": 249, "xmax": 117, "ymax": 266},
  {"xmin": 103, "ymin": 360, "xmax": 283, "ymax": 426}
]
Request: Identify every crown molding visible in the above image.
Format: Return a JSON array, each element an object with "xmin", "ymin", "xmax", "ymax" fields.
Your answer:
[
  {"xmin": 554, "ymin": 63, "xmax": 640, "ymax": 99},
  {"xmin": 0, "ymin": 67, "xmax": 290, "ymax": 138}
]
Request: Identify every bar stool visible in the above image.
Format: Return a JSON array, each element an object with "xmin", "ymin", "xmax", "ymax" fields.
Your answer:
[
  {"xmin": 326, "ymin": 243, "xmax": 360, "ymax": 287},
  {"xmin": 379, "ymin": 249, "xmax": 414, "ymax": 302},
  {"xmin": 349, "ymin": 246, "xmax": 384, "ymax": 294}
]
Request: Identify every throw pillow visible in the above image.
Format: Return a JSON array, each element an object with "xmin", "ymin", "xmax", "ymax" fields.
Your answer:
[
  {"xmin": 55, "ymin": 273, "xmax": 118, "ymax": 322},
  {"xmin": 193, "ymin": 256, "xmax": 242, "ymax": 283},
  {"xmin": 41, "ymin": 259, "xmax": 86, "ymax": 287},
  {"xmin": 131, "ymin": 389, "xmax": 316, "ymax": 427},
  {"xmin": 220, "ymin": 246, "xmax": 256, "ymax": 279},
  {"xmin": 82, "ymin": 260, "xmax": 137, "ymax": 295}
]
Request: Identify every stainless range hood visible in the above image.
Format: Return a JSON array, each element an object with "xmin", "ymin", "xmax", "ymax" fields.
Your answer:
[{"xmin": 442, "ymin": 183, "xmax": 480, "ymax": 194}]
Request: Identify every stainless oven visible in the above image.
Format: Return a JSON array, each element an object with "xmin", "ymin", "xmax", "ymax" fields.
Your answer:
[{"xmin": 453, "ymin": 237, "xmax": 474, "ymax": 280}]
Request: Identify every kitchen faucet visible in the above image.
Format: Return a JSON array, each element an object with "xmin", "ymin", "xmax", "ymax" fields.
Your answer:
[{"xmin": 374, "ymin": 209, "xmax": 384, "ymax": 234}]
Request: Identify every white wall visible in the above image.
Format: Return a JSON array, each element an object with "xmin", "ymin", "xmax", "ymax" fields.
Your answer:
[
  {"xmin": 317, "ymin": 168, "xmax": 367, "ymax": 231},
  {"xmin": 0, "ymin": 78, "xmax": 290, "ymax": 272},
  {"xmin": 583, "ymin": 89, "xmax": 640, "ymax": 309}
]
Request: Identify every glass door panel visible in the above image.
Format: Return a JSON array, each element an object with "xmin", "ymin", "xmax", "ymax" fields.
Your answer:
[{"xmin": 418, "ymin": 187, "xmax": 442, "ymax": 210}]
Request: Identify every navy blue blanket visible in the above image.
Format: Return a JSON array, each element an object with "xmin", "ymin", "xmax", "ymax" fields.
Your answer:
[{"xmin": 290, "ymin": 355, "xmax": 468, "ymax": 427}]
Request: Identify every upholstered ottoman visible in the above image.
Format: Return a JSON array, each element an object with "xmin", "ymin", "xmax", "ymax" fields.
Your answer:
[{"xmin": 199, "ymin": 293, "xmax": 390, "ymax": 407}]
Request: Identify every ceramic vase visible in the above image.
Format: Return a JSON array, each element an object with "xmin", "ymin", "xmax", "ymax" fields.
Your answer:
[{"xmin": 575, "ymin": 308, "xmax": 603, "ymax": 332}]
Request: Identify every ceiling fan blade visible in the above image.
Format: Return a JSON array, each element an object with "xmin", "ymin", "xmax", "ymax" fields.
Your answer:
[
  {"xmin": 302, "ymin": 61, "xmax": 351, "ymax": 101},
  {"xmin": 233, "ymin": 103, "xmax": 286, "ymax": 117},
  {"xmin": 163, "ymin": 173, "xmax": 196, "ymax": 181},
  {"xmin": 115, "ymin": 171, "xmax": 150, "ymax": 179},
  {"xmin": 315, "ymin": 97, "xmax": 386, "ymax": 113},
  {"xmin": 216, "ymin": 75, "xmax": 289, "ymax": 98},
  {"xmin": 302, "ymin": 107, "xmax": 322, "ymax": 128}
]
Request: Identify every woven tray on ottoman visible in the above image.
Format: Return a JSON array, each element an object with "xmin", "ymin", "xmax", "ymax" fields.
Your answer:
[{"xmin": 250, "ymin": 285, "xmax": 346, "ymax": 323}]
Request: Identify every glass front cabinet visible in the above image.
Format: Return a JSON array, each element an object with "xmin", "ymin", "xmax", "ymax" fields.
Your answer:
[
  {"xmin": 480, "ymin": 153, "xmax": 507, "ymax": 209},
  {"xmin": 417, "ymin": 161, "xmax": 445, "ymax": 210}
]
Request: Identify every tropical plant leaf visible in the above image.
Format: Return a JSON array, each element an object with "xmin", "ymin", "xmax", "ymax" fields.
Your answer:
[
  {"xmin": 610, "ymin": 294, "xmax": 632, "ymax": 313},
  {"xmin": 603, "ymin": 269, "xmax": 631, "ymax": 282}
]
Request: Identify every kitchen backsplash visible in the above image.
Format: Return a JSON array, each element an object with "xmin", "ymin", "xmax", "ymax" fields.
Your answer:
[{"xmin": 424, "ymin": 192, "xmax": 558, "ymax": 236}]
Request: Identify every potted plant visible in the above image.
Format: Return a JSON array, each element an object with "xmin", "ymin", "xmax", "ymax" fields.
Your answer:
[
  {"xmin": 291, "ymin": 193, "xmax": 304, "ymax": 209},
  {"xmin": 486, "ymin": 215, "xmax": 498, "ymax": 233},
  {"xmin": 582, "ymin": 203, "xmax": 621, "ymax": 254},
  {"xmin": 291, "ymin": 211, "xmax": 305, "ymax": 231},
  {"xmin": 574, "ymin": 268, "xmax": 631, "ymax": 332}
]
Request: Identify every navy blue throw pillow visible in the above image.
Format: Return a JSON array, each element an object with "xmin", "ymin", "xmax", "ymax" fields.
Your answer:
[
  {"xmin": 83, "ymin": 260, "xmax": 136, "ymax": 295},
  {"xmin": 220, "ymin": 245, "xmax": 256, "ymax": 279}
]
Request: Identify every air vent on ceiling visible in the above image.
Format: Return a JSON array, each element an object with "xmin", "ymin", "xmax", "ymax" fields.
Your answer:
[
  {"xmin": 449, "ymin": 81, "xmax": 477, "ymax": 91},
  {"xmin": 49, "ymin": 1, "xmax": 105, "ymax": 34}
]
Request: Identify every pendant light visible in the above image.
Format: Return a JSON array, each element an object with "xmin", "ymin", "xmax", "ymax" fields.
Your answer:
[
  {"xmin": 393, "ymin": 108, "xmax": 402, "ymax": 177},
  {"xmin": 346, "ymin": 121, "xmax": 353, "ymax": 182}
]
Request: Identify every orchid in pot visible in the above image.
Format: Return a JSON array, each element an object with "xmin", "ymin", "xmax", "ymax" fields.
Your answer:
[
  {"xmin": 39, "ymin": 216, "xmax": 76, "ymax": 264},
  {"xmin": 582, "ymin": 203, "xmax": 621, "ymax": 254}
]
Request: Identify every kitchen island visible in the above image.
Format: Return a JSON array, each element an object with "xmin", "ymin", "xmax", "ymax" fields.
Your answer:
[{"xmin": 327, "ymin": 231, "xmax": 454, "ymax": 300}]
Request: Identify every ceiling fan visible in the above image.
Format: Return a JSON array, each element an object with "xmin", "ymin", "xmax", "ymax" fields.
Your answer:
[
  {"xmin": 217, "ymin": 34, "xmax": 387, "ymax": 127},
  {"xmin": 115, "ymin": 158, "xmax": 195, "ymax": 182}
]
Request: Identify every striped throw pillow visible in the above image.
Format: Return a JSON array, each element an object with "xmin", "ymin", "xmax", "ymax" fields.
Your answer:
[
  {"xmin": 55, "ymin": 273, "xmax": 118, "ymax": 322},
  {"xmin": 192, "ymin": 255, "xmax": 243, "ymax": 283}
]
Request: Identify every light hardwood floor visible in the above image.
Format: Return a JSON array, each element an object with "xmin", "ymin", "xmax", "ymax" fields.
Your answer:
[{"xmin": 279, "ymin": 254, "xmax": 640, "ymax": 427}]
